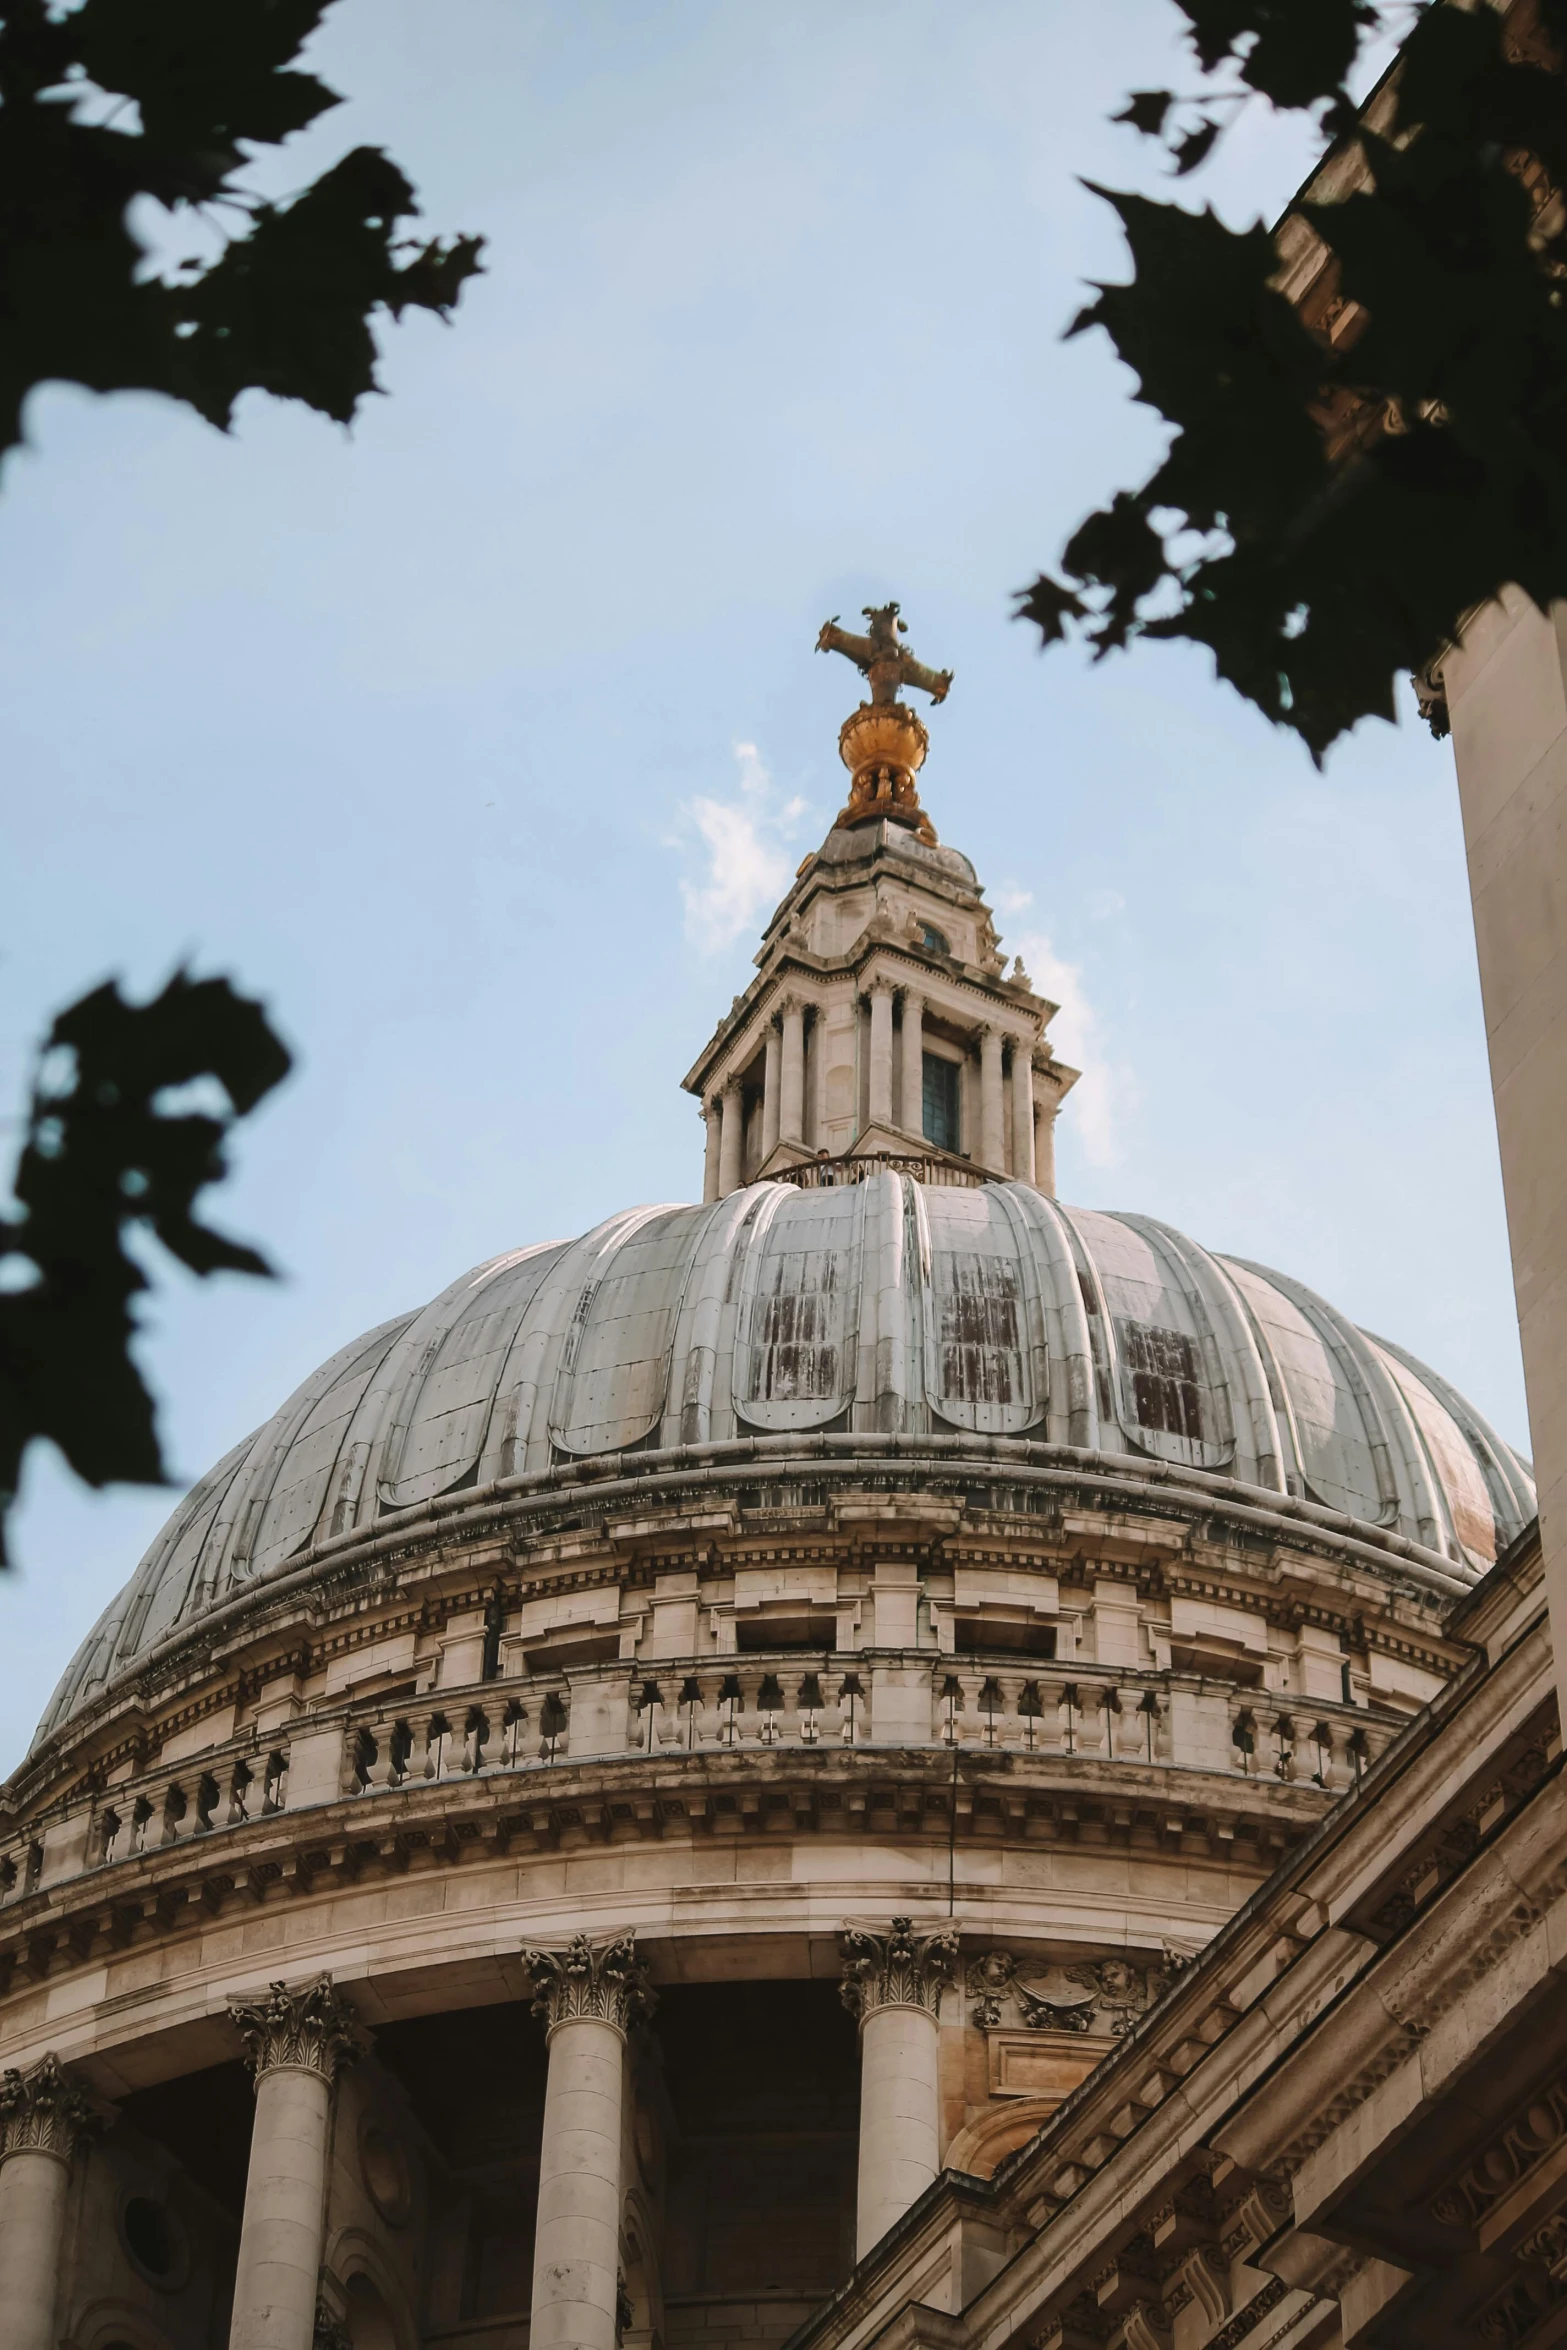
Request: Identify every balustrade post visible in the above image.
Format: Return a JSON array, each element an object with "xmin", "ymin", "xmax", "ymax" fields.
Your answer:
[
  {"xmin": 522, "ymin": 1931, "xmax": 655, "ymax": 2350},
  {"xmin": 840, "ymin": 1918, "xmax": 958, "ymax": 2257}
]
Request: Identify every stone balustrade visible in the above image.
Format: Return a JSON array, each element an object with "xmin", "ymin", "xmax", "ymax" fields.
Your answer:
[
  {"xmin": 0, "ymin": 1737, "xmax": 291, "ymax": 1910},
  {"xmin": 0, "ymin": 1655, "xmax": 1398, "ymax": 1910}
]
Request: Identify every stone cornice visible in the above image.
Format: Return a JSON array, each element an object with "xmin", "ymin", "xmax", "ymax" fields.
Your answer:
[
  {"xmin": 3, "ymin": 1438, "xmax": 1473, "ymax": 1814},
  {"xmin": 682, "ymin": 938, "xmax": 1054, "ymax": 1097},
  {"xmin": 0, "ymin": 2051, "xmax": 104, "ymax": 2164},
  {"xmin": 839, "ymin": 1915, "xmax": 959, "ymax": 2020},
  {"xmin": 0, "ymin": 1734, "xmax": 1332, "ymax": 2021},
  {"xmin": 228, "ymin": 1971, "xmax": 365, "ymax": 2084},
  {"xmin": 522, "ymin": 1927, "xmax": 655, "ymax": 2037}
]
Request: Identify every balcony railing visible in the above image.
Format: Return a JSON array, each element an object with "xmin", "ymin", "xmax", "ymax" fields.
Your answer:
[
  {"xmin": 763, "ymin": 1151, "xmax": 992, "ymax": 1191},
  {"xmin": 0, "ymin": 1654, "xmax": 1400, "ymax": 1910}
]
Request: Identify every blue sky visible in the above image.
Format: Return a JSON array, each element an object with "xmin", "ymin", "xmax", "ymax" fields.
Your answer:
[{"xmin": 0, "ymin": 2, "xmax": 1520, "ymax": 1771}]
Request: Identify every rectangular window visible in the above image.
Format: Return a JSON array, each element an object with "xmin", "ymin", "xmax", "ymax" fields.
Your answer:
[{"xmin": 922, "ymin": 1052, "xmax": 960, "ymax": 1152}]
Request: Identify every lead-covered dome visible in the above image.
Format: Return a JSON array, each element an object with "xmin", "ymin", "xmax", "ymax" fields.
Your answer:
[{"xmin": 38, "ymin": 1177, "xmax": 1533, "ymax": 1748}]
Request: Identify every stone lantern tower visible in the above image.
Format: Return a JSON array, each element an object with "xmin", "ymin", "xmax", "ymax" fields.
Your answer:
[
  {"xmin": 685, "ymin": 601, "xmax": 1079, "ymax": 1195},
  {"xmin": 0, "ymin": 612, "xmax": 1534, "ymax": 2350}
]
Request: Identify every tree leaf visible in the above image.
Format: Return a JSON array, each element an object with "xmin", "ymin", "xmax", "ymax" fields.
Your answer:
[
  {"xmin": 1173, "ymin": 118, "xmax": 1222, "ymax": 175},
  {"xmin": 1032, "ymin": 3, "xmax": 1567, "ymax": 757},
  {"xmin": 1014, "ymin": 574, "xmax": 1089, "ymax": 644},
  {"xmin": 1115, "ymin": 90, "xmax": 1176, "ymax": 138},
  {"xmin": 0, "ymin": 973, "xmax": 291, "ymax": 1563},
  {"xmin": 0, "ymin": 0, "xmax": 485, "ymax": 463}
]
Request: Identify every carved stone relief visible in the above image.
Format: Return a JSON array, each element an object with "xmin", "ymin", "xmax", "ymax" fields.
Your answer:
[{"xmin": 965, "ymin": 1947, "xmax": 1181, "ymax": 2038}]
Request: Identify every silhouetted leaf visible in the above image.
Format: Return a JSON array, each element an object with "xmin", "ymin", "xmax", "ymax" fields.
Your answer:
[
  {"xmin": 0, "ymin": 973, "xmax": 291, "ymax": 1564},
  {"xmin": 1173, "ymin": 117, "xmax": 1223, "ymax": 175},
  {"xmin": 1176, "ymin": 0, "xmax": 1378, "ymax": 109},
  {"xmin": 0, "ymin": 0, "xmax": 485, "ymax": 462},
  {"xmin": 1030, "ymin": 0, "xmax": 1567, "ymax": 757},
  {"xmin": 1115, "ymin": 90, "xmax": 1176, "ymax": 138},
  {"xmin": 1015, "ymin": 575, "xmax": 1089, "ymax": 643}
]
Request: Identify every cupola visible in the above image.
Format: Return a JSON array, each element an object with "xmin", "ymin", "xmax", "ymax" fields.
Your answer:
[{"xmin": 682, "ymin": 601, "xmax": 1080, "ymax": 1196}]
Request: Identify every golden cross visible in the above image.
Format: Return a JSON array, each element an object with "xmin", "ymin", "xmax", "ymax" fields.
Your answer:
[{"xmin": 815, "ymin": 601, "xmax": 953, "ymax": 708}]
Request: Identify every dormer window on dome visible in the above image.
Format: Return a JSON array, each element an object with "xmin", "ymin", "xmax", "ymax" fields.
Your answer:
[{"xmin": 682, "ymin": 599, "xmax": 1082, "ymax": 1198}]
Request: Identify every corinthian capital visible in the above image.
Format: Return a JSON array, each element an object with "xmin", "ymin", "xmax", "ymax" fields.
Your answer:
[
  {"xmin": 522, "ymin": 1929, "xmax": 655, "ymax": 2037},
  {"xmin": 839, "ymin": 1916, "xmax": 959, "ymax": 2021},
  {"xmin": 228, "ymin": 1973, "xmax": 365, "ymax": 2085},
  {"xmin": 0, "ymin": 2053, "xmax": 104, "ymax": 2163}
]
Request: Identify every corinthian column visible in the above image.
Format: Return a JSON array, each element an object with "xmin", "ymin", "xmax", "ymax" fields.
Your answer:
[
  {"xmin": 1011, "ymin": 1046, "xmax": 1037, "ymax": 1185},
  {"xmin": 716, "ymin": 1078, "xmax": 743, "ymax": 1197},
  {"xmin": 901, "ymin": 991, "xmax": 924, "ymax": 1141},
  {"xmin": 228, "ymin": 1975, "xmax": 364, "ymax": 2350},
  {"xmin": 779, "ymin": 996, "xmax": 806, "ymax": 1146},
  {"xmin": 979, "ymin": 1026, "xmax": 1006, "ymax": 1172},
  {"xmin": 701, "ymin": 1097, "xmax": 721, "ymax": 1204},
  {"xmin": 523, "ymin": 1930, "xmax": 655, "ymax": 2350},
  {"xmin": 0, "ymin": 2054, "xmax": 103, "ymax": 2350},
  {"xmin": 840, "ymin": 1917, "xmax": 958, "ymax": 2256},
  {"xmin": 867, "ymin": 982, "xmax": 895, "ymax": 1128},
  {"xmin": 762, "ymin": 1023, "xmax": 782, "ymax": 1161}
]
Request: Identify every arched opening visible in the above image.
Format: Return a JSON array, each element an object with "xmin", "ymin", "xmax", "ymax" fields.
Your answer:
[{"xmin": 345, "ymin": 2271, "xmax": 399, "ymax": 2350}]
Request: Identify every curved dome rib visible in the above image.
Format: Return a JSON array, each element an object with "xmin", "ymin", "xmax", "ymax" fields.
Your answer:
[{"xmin": 33, "ymin": 1189, "xmax": 1534, "ymax": 1750}]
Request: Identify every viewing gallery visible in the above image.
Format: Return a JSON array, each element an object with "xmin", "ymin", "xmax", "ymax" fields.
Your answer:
[{"xmin": 0, "ymin": 613, "xmax": 1545, "ymax": 2350}]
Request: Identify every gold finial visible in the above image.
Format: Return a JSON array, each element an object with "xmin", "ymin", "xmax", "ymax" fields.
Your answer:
[{"xmin": 816, "ymin": 600, "xmax": 952, "ymax": 846}]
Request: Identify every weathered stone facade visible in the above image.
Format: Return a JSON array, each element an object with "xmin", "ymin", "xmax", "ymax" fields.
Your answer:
[{"xmin": 0, "ymin": 644, "xmax": 1540, "ymax": 2350}]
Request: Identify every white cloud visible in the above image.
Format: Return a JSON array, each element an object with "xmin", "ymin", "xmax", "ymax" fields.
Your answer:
[
  {"xmin": 680, "ymin": 743, "xmax": 808, "ymax": 956},
  {"xmin": 1014, "ymin": 927, "xmax": 1128, "ymax": 1171}
]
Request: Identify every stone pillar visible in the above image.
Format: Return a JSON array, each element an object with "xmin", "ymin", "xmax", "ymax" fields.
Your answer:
[
  {"xmin": 901, "ymin": 990, "xmax": 925, "ymax": 1141},
  {"xmin": 1036, "ymin": 1101, "xmax": 1059, "ymax": 1199},
  {"xmin": 761, "ymin": 1024, "xmax": 782, "ymax": 1162},
  {"xmin": 0, "ymin": 2054, "xmax": 103, "ymax": 2350},
  {"xmin": 228, "ymin": 1974, "xmax": 364, "ymax": 2350},
  {"xmin": 716, "ymin": 1078, "xmax": 743, "ymax": 1198},
  {"xmin": 779, "ymin": 997, "xmax": 807, "ymax": 1147},
  {"xmin": 701, "ymin": 1097, "xmax": 721, "ymax": 1205},
  {"xmin": 840, "ymin": 1917, "xmax": 958, "ymax": 2257},
  {"xmin": 1011, "ymin": 1048, "xmax": 1037, "ymax": 1186},
  {"xmin": 979, "ymin": 1026, "xmax": 1006, "ymax": 1173},
  {"xmin": 1443, "ymin": 591, "xmax": 1567, "ymax": 1717},
  {"xmin": 867, "ymin": 982, "xmax": 895, "ymax": 1129},
  {"xmin": 523, "ymin": 1930, "xmax": 655, "ymax": 2350}
]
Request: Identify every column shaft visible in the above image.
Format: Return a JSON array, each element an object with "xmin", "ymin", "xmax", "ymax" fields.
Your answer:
[
  {"xmin": 867, "ymin": 987, "xmax": 895, "ymax": 1127},
  {"xmin": 717, "ymin": 1081, "xmax": 743, "ymax": 1196},
  {"xmin": 231, "ymin": 2065, "xmax": 334, "ymax": 2350},
  {"xmin": 761, "ymin": 1027, "xmax": 782, "ymax": 1161},
  {"xmin": 779, "ymin": 1001, "xmax": 806, "ymax": 1145},
  {"xmin": 1011, "ymin": 1048, "xmax": 1037, "ymax": 1185},
  {"xmin": 0, "ymin": 2149, "xmax": 70, "ymax": 2350},
  {"xmin": 701, "ymin": 1098, "xmax": 721, "ymax": 1204},
  {"xmin": 901, "ymin": 993, "xmax": 924, "ymax": 1141},
  {"xmin": 979, "ymin": 1027, "xmax": 1006, "ymax": 1171},
  {"xmin": 855, "ymin": 2005, "xmax": 942, "ymax": 2257},
  {"xmin": 1037, "ymin": 1104, "xmax": 1059, "ymax": 1199},
  {"xmin": 227, "ymin": 1974, "xmax": 361, "ymax": 2350},
  {"xmin": 530, "ymin": 2015, "xmax": 627, "ymax": 2350}
]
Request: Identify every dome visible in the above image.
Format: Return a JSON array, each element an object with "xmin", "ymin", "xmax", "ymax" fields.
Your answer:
[{"xmin": 36, "ymin": 1176, "xmax": 1533, "ymax": 1750}]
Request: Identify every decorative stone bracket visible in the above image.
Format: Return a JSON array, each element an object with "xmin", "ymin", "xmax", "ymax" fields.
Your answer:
[
  {"xmin": 839, "ymin": 1915, "xmax": 959, "ymax": 2021},
  {"xmin": 522, "ymin": 1928, "xmax": 656, "ymax": 2037},
  {"xmin": 0, "ymin": 2052, "xmax": 105, "ymax": 2164},
  {"xmin": 228, "ymin": 1972, "xmax": 366, "ymax": 2085}
]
